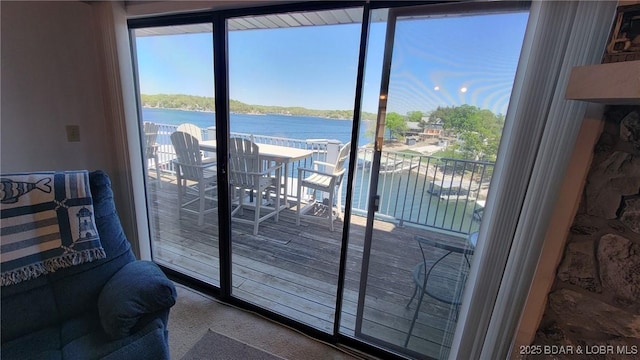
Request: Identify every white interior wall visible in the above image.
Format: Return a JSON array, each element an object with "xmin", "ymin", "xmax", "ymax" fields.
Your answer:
[{"xmin": 1, "ymin": 1, "xmax": 112, "ymax": 175}]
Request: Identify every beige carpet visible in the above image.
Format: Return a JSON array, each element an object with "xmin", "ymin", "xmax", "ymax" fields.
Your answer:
[{"xmin": 168, "ymin": 283, "xmax": 370, "ymax": 360}]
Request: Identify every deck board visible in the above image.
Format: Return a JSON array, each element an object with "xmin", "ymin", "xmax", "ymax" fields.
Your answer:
[{"xmin": 146, "ymin": 178, "xmax": 472, "ymax": 359}]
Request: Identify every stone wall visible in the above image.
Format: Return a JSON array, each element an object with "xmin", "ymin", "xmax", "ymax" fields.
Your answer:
[{"xmin": 530, "ymin": 106, "xmax": 640, "ymax": 358}]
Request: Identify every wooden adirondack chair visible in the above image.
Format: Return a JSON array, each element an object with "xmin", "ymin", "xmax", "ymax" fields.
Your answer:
[
  {"xmin": 143, "ymin": 122, "xmax": 162, "ymax": 187},
  {"xmin": 296, "ymin": 142, "xmax": 351, "ymax": 231},
  {"xmin": 170, "ymin": 131, "xmax": 217, "ymax": 226},
  {"xmin": 229, "ymin": 137, "xmax": 282, "ymax": 235},
  {"xmin": 177, "ymin": 123, "xmax": 216, "ymax": 163}
]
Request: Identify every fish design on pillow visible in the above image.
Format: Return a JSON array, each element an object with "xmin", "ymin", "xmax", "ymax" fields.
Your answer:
[{"xmin": 0, "ymin": 177, "xmax": 52, "ymax": 204}]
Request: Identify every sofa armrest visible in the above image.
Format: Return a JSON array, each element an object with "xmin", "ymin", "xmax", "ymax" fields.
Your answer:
[{"xmin": 98, "ymin": 261, "xmax": 176, "ymax": 339}]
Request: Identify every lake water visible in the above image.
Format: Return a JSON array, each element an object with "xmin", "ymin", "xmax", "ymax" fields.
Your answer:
[{"xmin": 142, "ymin": 107, "xmax": 371, "ymax": 147}]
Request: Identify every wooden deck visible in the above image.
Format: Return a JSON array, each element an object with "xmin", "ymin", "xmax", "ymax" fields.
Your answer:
[{"xmin": 146, "ymin": 175, "xmax": 473, "ymax": 359}]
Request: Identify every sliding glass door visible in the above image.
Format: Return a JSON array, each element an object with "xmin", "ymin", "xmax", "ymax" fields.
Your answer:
[
  {"xmin": 226, "ymin": 7, "xmax": 363, "ymax": 332},
  {"xmin": 130, "ymin": 2, "xmax": 529, "ymax": 358},
  {"xmin": 345, "ymin": 4, "xmax": 528, "ymax": 359},
  {"xmin": 132, "ymin": 24, "xmax": 221, "ymax": 286}
]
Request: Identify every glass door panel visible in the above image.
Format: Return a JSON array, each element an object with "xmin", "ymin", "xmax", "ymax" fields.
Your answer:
[
  {"xmin": 226, "ymin": 8, "xmax": 363, "ymax": 332},
  {"xmin": 343, "ymin": 5, "xmax": 528, "ymax": 359},
  {"xmin": 133, "ymin": 25, "xmax": 220, "ymax": 286}
]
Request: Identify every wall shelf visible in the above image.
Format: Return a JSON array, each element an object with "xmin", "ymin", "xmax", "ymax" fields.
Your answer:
[{"xmin": 565, "ymin": 60, "xmax": 640, "ymax": 105}]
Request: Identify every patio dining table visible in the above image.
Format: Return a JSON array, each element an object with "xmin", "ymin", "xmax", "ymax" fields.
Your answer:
[{"xmin": 199, "ymin": 140, "xmax": 314, "ymax": 206}]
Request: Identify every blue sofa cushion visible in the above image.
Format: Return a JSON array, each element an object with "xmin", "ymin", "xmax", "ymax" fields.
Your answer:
[
  {"xmin": 98, "ymin": 260, "xmax": 176, "ymax": 339},
  {"xmin": 1, "ymin": 326, "xmax": 61, "ymax": 360},
  {"xmin": 62, "ymin": 316, "xmax": 168, "ymax": 360}
]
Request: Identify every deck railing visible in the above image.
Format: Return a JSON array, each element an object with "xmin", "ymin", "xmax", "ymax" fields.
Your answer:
[
  {"xmin": 352, "ymin": 148, "xmax": 492, "ymax": 234},
  {"xmin": 148, "ymin": 123, "xmax": 493, "ymax": 234}
]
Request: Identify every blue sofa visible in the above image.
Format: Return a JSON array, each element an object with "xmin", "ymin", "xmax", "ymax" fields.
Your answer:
[{"xmin": 1, "ymin": 171, "xmax": 177, "ymax": 360}]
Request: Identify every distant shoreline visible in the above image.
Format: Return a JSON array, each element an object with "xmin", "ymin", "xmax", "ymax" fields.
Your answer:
[
  {"xmin": 142, "ymin": 106, "xmax": 369, "ymax": 122},
  {"xmin": 140, "ymin": 94, "xmax": 377, "ymax": 121},
  {"xmin": 143, "ymin": 106, "xmax": 214, "ymax": 114}
]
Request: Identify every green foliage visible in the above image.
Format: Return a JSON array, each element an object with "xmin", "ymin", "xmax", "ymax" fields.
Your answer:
[
  {"xmin": 140, "ymin": 94, "xmax": 377, "ymax": 120},
  {"xmin": 385, "ymin": 112, "xmax": 408, "ymax": 140},
  {"xmin": 406, "ymin": 111, "xmax": 423, "ymax": 123},
  {"xmin": 142, "ymin": 94, "xmax": 214, "ymax": 112},
  {"xmin": 429, "ymin": 104, "xmax": 477, "ymax": 132},
  {"xmin": 427, "ymin": 105, "xmax": 503, "ymax": 161},
  {"xmin": 362, "ymin": 112, "xmax": 408, "ymax": 142}
]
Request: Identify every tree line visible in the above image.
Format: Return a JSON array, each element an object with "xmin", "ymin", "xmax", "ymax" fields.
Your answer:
[
  {"xmin": 373, "ymin": 105, "xmax": 504, "ymax": 162},
  {"xmin": 141, "ymin": 94, "xmax": 376, "ymax": 120},
  {"xmin": 422, "ymin": 105, "xmax": 504, "ymax": 162}
]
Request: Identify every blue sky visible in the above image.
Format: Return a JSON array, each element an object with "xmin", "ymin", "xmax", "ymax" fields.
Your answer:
[{"xmin": 135, "ymin": 9, "xmax": 528, "ymax": 116}]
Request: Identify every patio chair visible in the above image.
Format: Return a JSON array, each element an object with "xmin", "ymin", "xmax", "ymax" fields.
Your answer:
[
  {"xmin": 176, "ymin": 123, "xmax": 216, "ymax": 164},
  {"xmin": 229, "ymin": 137, "xmax": 282, "ymax": 236},
  {"xmin": 170, "ymin": 131, "xmax": 217, "ymax": 226},
  {"xmin": 404, "ymin": 235, "xmax": 474, "ymax": 347},
  {"xmin": 296, "ymin": 142, "xmax": 350, "ymax": 231},
  {"xmin": 143, "ymin": 122, "xmax": 162, "ymax": 187}
]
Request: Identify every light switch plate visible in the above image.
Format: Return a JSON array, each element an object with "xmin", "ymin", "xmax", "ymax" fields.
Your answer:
[{"xmin": 66, "ymin": 125, "xmax": 80, "ymax": 142}]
